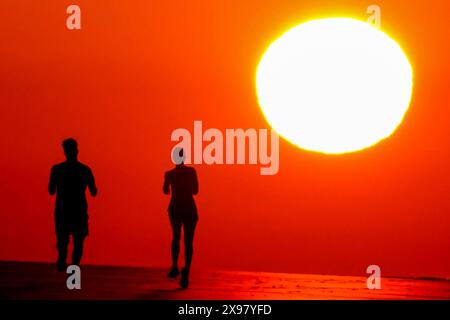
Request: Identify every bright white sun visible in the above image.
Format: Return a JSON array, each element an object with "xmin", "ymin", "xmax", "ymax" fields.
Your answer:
[{"xmin": 256, "ymin": 18, "xmax": 413, "ymax": 154}]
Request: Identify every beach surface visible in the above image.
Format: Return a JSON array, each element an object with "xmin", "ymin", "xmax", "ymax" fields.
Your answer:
[{"xmin": 0, "ymin": 261, "xmax": 449, "ymax": 300}]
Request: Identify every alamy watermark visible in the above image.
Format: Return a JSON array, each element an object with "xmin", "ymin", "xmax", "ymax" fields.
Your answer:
[
  {"xmin": 366, "ymin": 265, "xmax": 382, "ymax": 289},
  {"xmin": 367, "ymin": 4, "xmax": 381, "ymax": 29},
  {"xmin": 66, "ymin": 5, "xmax": 81, "ymax": 30},
  {"xmin": 66, "ymin": 265, "xmax": 81, "ymax": 290},
  {"xmin": 170, "ymin": 121, "xmax": 279, "ymax": 175}
]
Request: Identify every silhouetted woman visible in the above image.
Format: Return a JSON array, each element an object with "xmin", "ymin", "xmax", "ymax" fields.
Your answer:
[{"xmin": 163, "ymin": 148, "xmax": 199, "ymax": 289}]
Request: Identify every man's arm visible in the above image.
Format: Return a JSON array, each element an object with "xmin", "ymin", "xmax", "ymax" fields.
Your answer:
[
  {"xmin": 48, "ymin": 166, "xmax": 57, "ymax": 196},
  {"xmin": 87, "ymin": 168, "xmax": 98, "ymax": 197},
  {"xmin": 163, "ymin": 172, "xmax": 170, "ymax": 195}
]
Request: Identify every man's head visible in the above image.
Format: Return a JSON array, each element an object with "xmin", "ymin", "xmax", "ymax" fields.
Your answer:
[{"xmin": 62, "ymin": 138, "xmax": 78, "ymax": 162}]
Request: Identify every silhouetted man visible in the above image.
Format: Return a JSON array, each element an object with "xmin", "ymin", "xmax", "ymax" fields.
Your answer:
[
  {"xmin": 163, "ymin": 148, "xmax": 199, "ymax": 289},
  {"xmin": 48, "ymin": 138, "xmax": 97, "ymax": 272}
]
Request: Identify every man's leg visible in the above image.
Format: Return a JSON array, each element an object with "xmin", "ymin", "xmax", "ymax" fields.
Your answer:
[
  {"xmin": 55, "ymin": 223, "xmax": 69, "ymax": 272},
  {"xmin": 71, "ymin": 218, "xmax": 88, "ymax": 266},
  {"xmin": 72, "ymin": 233, "xmax": 85, "ymax": 266},
  {"xmin": 168, "ymin": 215, "xmax": 182, "ymax": 277}
]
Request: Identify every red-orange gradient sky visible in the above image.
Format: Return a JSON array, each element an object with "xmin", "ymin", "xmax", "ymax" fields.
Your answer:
[{"xmin": 0, "ymin": 1, "xmax": 449, "ymax": 278}]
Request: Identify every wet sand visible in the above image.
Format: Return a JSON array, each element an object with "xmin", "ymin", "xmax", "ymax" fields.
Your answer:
[{"xmin": 0, "ymin": 261, "xmax": 449, "ymax": 300}]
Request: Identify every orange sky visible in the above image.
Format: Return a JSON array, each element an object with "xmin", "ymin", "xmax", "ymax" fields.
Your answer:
[{"xmin": 0, "ymin": 0, "xmax": 449, "ymax": 278}]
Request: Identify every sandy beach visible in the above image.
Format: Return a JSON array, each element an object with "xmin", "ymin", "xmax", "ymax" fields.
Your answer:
[{"xmin": 0, "ymin": 261, "xmax": 449, "ymax": 300}]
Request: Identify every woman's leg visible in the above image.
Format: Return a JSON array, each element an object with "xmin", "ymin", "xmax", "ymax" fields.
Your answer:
[
  {"xmin": 183, "ymin": 219, "xmax": 198, "ymax": 271},
  {"xmin": 169, "ymin": 215, "xmax": 182, "ymax": 273}
]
